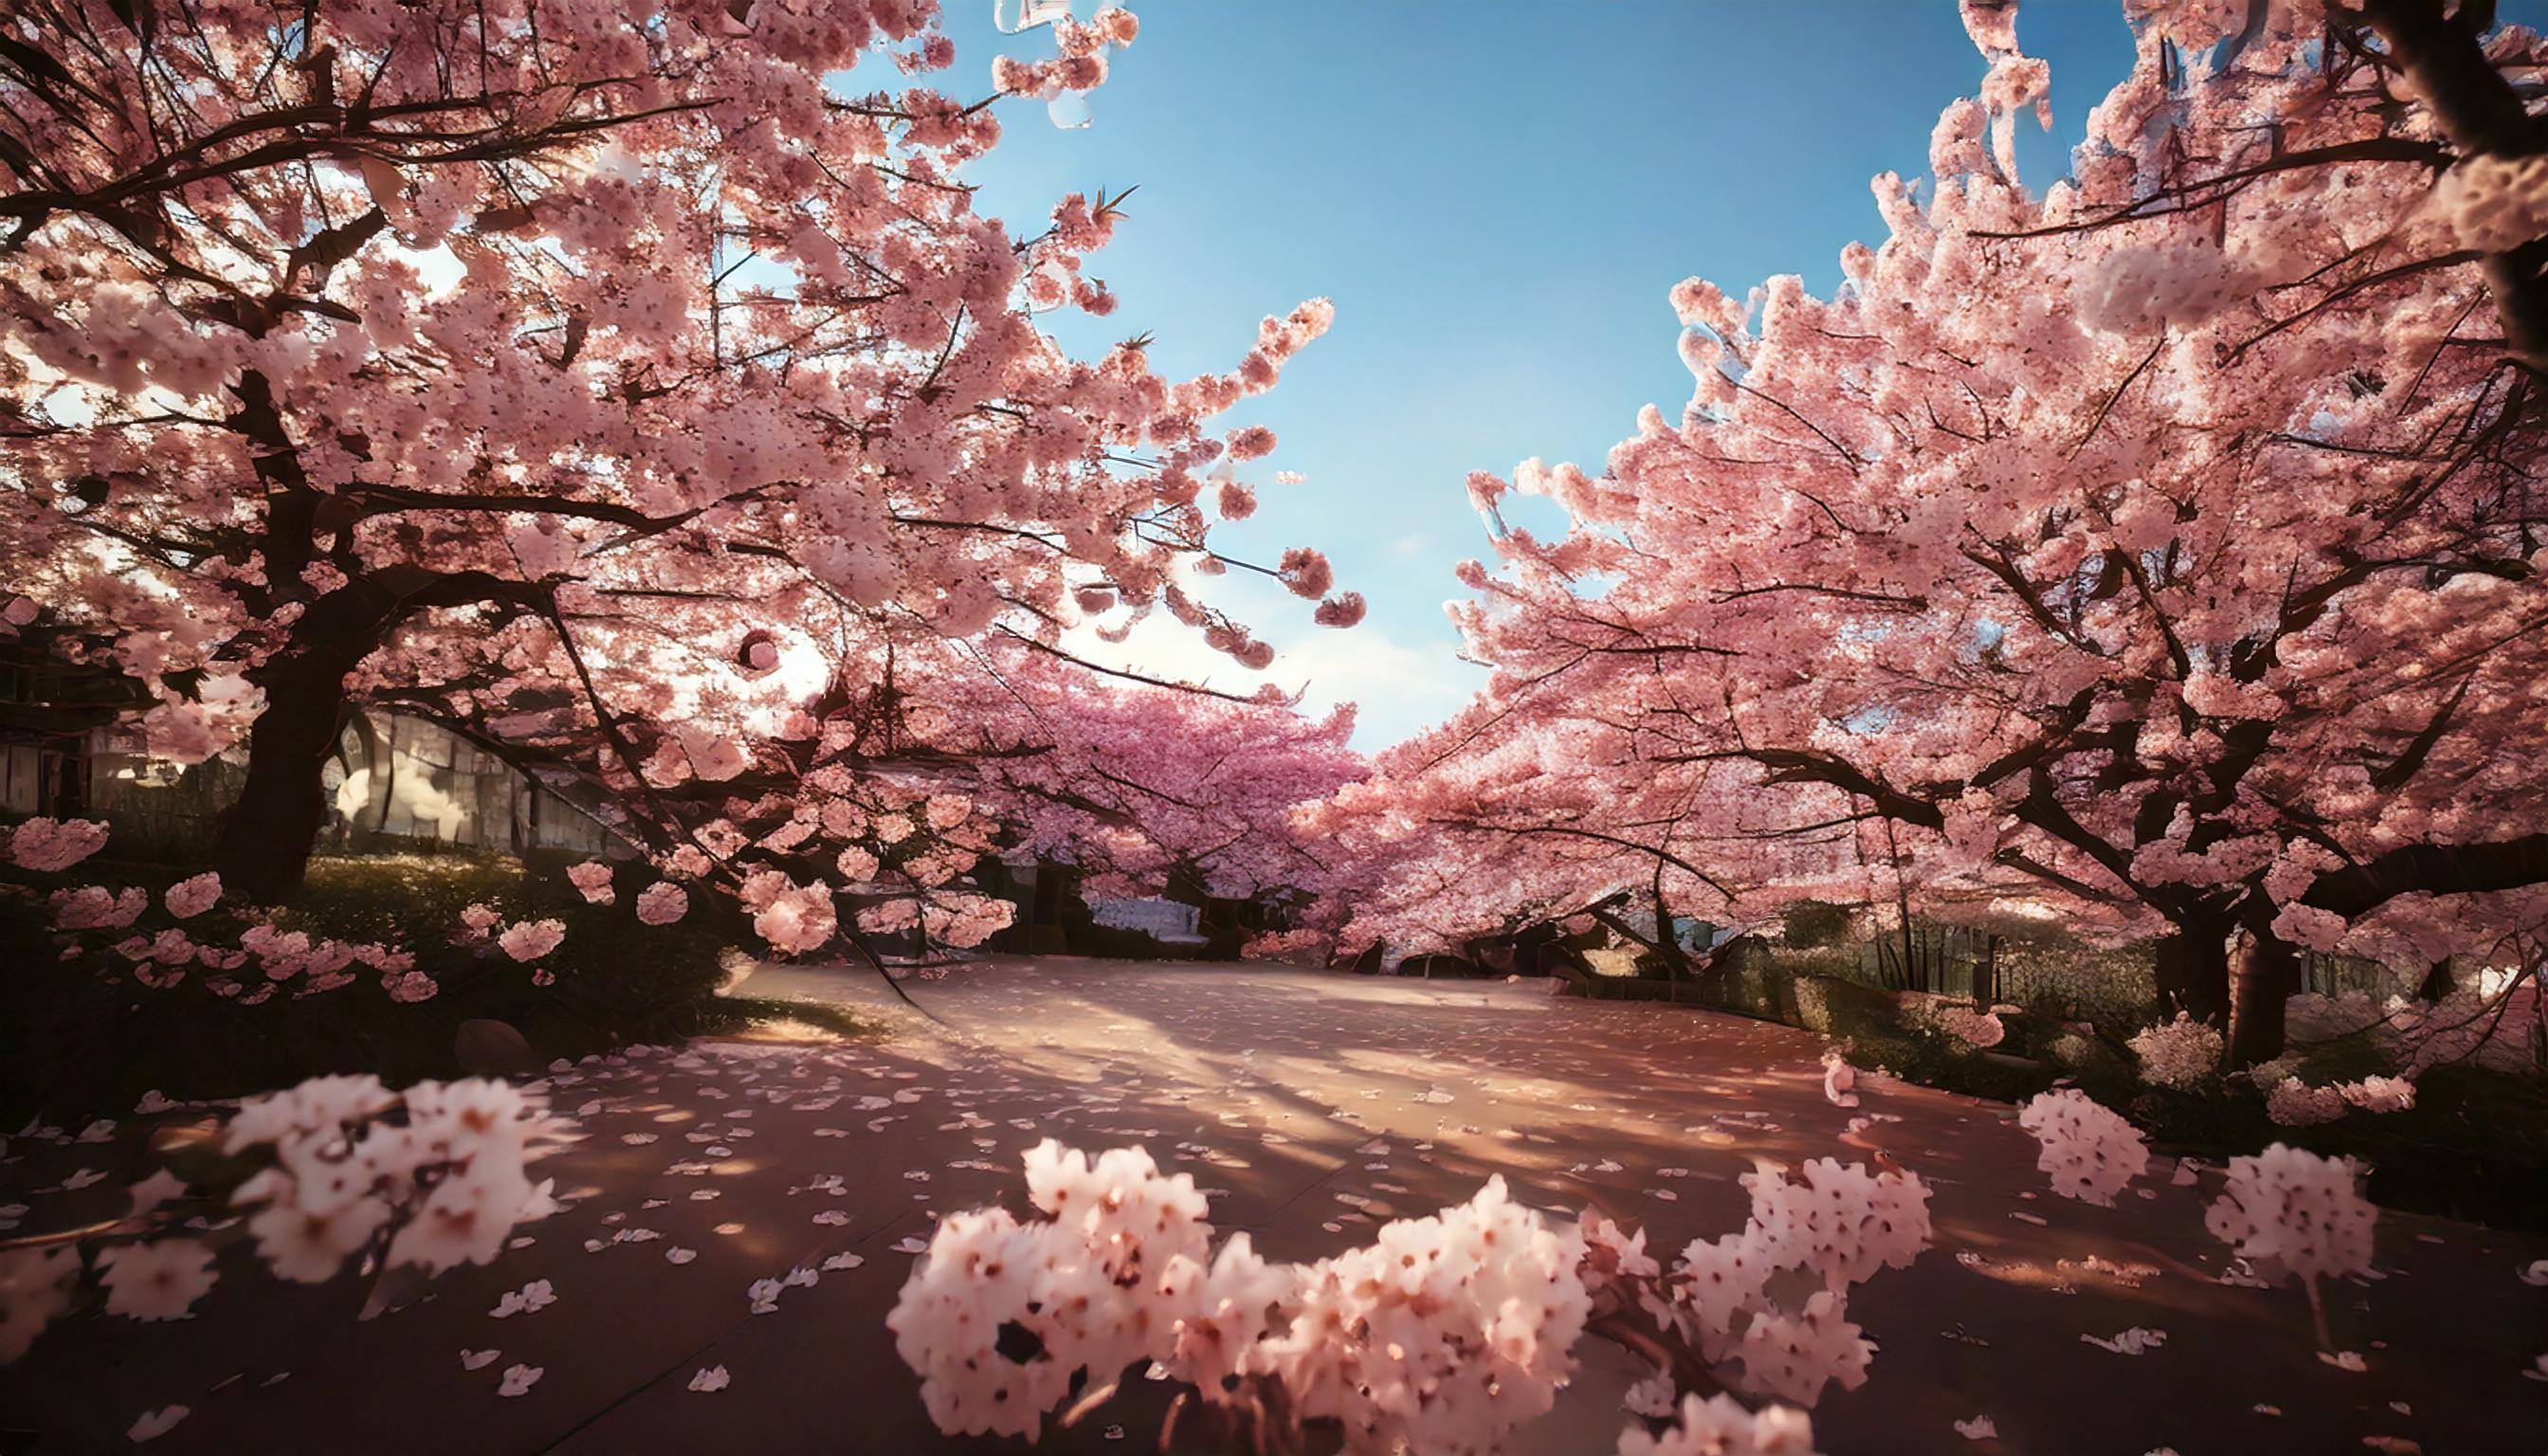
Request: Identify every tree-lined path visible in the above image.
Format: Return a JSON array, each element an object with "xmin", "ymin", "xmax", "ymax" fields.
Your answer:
[{"xmin": 5, "ymin": 958, "xmax": 2539, "ymax": 1454}]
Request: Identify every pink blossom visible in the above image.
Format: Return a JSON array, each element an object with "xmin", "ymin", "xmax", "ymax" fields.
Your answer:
[
  {"xmin": 635, "ymin": 883, "xmax": 690, "ymax": 925},
  {"xmin": 9, "ymin": 818, "xmax": 108, "ymax": 873},
  {"xmin": 1276, "ymin": 547, "xmax": 1333, "ymax": 600},
  {"xmin": 751, "ymin": 882, "xmax": 836, "ymax": 956},
  {"xmin": 565, "ymin": 862, "xmax": 615, "ymax": 905},
  {"xmin": 162, "ymin": 873, "xmax": 221, "ymax": 919},
  {"xmin": 498, "ymin": 919, "xmax": 565, "ymax": 962}
]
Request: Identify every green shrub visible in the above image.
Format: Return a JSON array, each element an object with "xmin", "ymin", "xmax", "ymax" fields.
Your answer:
[
  {"xmin": 2288, "ymin": 1027, "xmax": 2394, "ymax": 1084},
  {"xmin": 2293, "ymin": 1064, "xmax": 2548, "ymax": 1230},
  {"xmin": 1993, "ymin": 932, "xmax": 2160, "ymax": 1038},
  {"xmin": 1781, "ymin": 901, "xmax": 1855, "ymax": 949},
  {"xmin": 1848, "ymin": 1028, "xmax": 2055, "ymax": 1103},
  {"xmin": 0, "ymin": 852, "xmax": 761, "ymax": 1123},
  {"xmin": 1791, "ymin": 973, "xmax": 1902, "ymax": 1039}
]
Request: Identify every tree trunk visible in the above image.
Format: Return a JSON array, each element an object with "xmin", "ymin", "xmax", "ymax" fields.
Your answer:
[
  {"xmin": 2416, "ymin": 956, "xmax": 2457, "ymax": 1003},
  {"xmin": 2154, "ymin": 911, "xmax": 2232, "ymax": 1026},
  {"xmin": 2229, "ymin": 932, "xmax": 2299, "ymax": 1067},
  {"xmin": 1648, "ymin": 864, "xmax": 1693, "ymax": 982},
  {"xmin": 213, "ymin": 652, "xmax": 355, "ymax": 904}
]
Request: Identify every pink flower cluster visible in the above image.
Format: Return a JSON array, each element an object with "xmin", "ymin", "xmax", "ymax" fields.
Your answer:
[
  {"xmin": 0, "ymin": 1074, "xmax": 573, "ymax": 1363},
  {"xmin": 635, "ymin": 882, "xmax": 690, "ymax": 926},
  {"xmin": 7, "ymin": 817, "xmax": 108, "ymax": 873},
  {"xmin": 497, "ymin": 919, "xmax": 566, "ymax": 963},
  {"xmin": 891, "ymin": 1142, "xmax": 1592, "ymax": 1453},
  {"xmin": 2204, "ymin": 1144, "xmax": 2377, "ymax": 1286},
  {"xmin": 2127, "ymin": 1013, "xmax": 2223, "ymax": 1090},
  {"xmin": 1933, "ymin": 1005, "xmax": 2005, "ymax": 1049},
  {"xmin": 2017, "ymin": 1090, "xmax": 2148, "ymax": 1207},
  {"xmin": 739, "ymin": 872, "xmax": 837, "ymax": 956},
  {"xmin": 1602, "ymin": 1157, "xmax": 1931, "ymax": 1410},
  {"xmin": 566, "ymin": 862, "xmax": 616, "ymax": 905}
]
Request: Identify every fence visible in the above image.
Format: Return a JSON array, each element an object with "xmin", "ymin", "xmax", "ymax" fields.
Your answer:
[
  {"xmin": 2301, "ymin": 952, "xmax": 2408, "ymax": 1001},
  {"xmin": 1848, "ymin": 924, "xmax": 2003, "ymax": 1004}
]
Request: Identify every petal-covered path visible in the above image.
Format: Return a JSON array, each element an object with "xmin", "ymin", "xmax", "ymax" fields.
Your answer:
[{"xmin": 5, "ymin": 957, "xmax": 2541, "ymax": 1454}]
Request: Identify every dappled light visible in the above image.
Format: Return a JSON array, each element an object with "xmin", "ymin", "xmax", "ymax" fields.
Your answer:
[{"xmin": 5, "ymin": 0, "xmax": 2546, "ymax": 1450}]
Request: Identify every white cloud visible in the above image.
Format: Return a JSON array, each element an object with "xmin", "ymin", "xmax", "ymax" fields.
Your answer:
[{"xmin": 1058, "ymin": 589, "xmax": 1480, "ymax": 751}]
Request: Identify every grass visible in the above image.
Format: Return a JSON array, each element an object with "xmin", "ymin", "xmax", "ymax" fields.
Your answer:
[
  {"xmin": 1596, "ymin": 941, "xmax": 2548, "ymax": 1234},
  {"xmin": 701, "ymin": 994, "xmax": 880, "ymax": 1040}
]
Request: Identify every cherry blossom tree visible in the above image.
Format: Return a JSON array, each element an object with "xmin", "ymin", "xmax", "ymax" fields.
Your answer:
[
  {"xmin": 0, "ymin": 0, "xmax": 1348, "ymax": 904},
  {"xmin": 957, "ymin": 656, "xmax": 1366, "ymax": 907},
  {"xmin": 1343, "ymin": 0, "xmax": 2548, "ymax": 1062}
]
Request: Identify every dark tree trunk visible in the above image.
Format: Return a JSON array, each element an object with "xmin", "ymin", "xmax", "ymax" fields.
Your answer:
[
  {"xmin": 2154, "ymin": 909, "xmax": 2232, "ymax": 1026},
  {"xmin": 2229, "ymin": 932, "xmax": 2299, "ymax": 1067},
  {"xmin": 2416, "ymin": 956, "xmax": 2457, "ymax": 1003},
  {"xmin": 1648, "ymin": 864, "xmax": 1693, "ymax": 982},
  {"xmin": 214, "ymin": 651, "xmax": 355, "ymax": 904}
]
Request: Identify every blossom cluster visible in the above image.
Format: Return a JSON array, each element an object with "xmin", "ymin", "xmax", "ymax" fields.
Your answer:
[
  {"xmin": 0, "ymin": 1074, "xmax": 573, "ymax": 1363},
  {"xmin": 2017, "ymin": 1090, "xmax": 2148, "ymax": 1206},
  {"xmin": 891, "ymin": 1141, "xmax": 1594, "ymax": 1453},
  {"xmin": 1579, "ymin": 1155, "xmax": 1932, "ymax": 1414},
  {"xmin": 1932, "ymin": 1005, "xmax": 2005, "ymax": 1049},
  {"xmin": 2204, "ymin": 1144, "xmax": 2377, "ymax": 1285},
  {"xmin": 2265, "ymin": 1073, "xmax": 2418, "ymax": 1126},
  {"xmin": 228, "ymin": 1075, "xmax": 573, "ymax": 1281},
  {"xmin": 1618, "ymin": 1392, "xmax": 1823, "ymax": 1456},
  {"xmin": 5, "ymin": 817, "xmax": 109, "ymax": 873},
  {"xmin": 2127, "ymin": 1013, "xmax": 2223, "ymax": 1090}
]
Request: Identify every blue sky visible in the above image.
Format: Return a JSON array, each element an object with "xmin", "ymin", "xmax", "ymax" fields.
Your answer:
[{"xmin": 925, "ymin": 3, "xmax": 2151, "ymax": 747}]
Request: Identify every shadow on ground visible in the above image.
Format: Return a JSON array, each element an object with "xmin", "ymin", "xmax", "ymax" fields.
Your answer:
[{"xmin": 3, "ymin": 956, "xmax": 2541, "ymax": 1454}]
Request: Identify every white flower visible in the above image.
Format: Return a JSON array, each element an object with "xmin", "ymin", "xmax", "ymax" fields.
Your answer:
[
  {"xmin": 498, "ymin": 919, "xmax": 565, "ymax": 962},
  {"xmin": 1735, "ymin": 1289, "xmax": 1872, "ymax": 1406},
  {"xmin": 1623, "ymin": 1365, "xmax": 1679, "ymax": 1418},
  {"xmin": 2018, "ymin": 1090, "xmax": 2147, "ymax": 1206},
  {"xmin": 0, "ymin": 1247, "xmax": 82, "ymax": 1363},
  {"xmin": 1739, "ymin": 1157, "xmax": 1933, "ymax": 1289},
  {"xmin": 127, "ymin": 1406, "xmax": 190, "ymax": 1442},
  {"xmin": 2127, "ymin": 1013, "xmax": 2221, "ymax": 1090},
  {"xmin": 235, "ymin": 1173, "xmax": 391, "ymax": 1283},
  {"xmin": 2205, "ymin": 1145, "xmax": 2376, "ymax": 1285},
  {"xmin": 497, "ymin": 1362, "xmax": 543, "ymax": 1397},
  {"xmin": 688, "ymin": 1365, "xmax": 731, "ymax": 1392},
  {"xmin": 96, "ymin": 1238, "xmax": 218, "ymax": 1320},
  {"xmin": 1616, "ymin": 1392, "xmax": 1822, "ymax": 1456}
]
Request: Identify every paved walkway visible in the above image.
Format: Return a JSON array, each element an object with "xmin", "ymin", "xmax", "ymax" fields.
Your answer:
[{"xmin": 4, "ymin": 956, "xmax": 2541, "ymax": 1453}]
